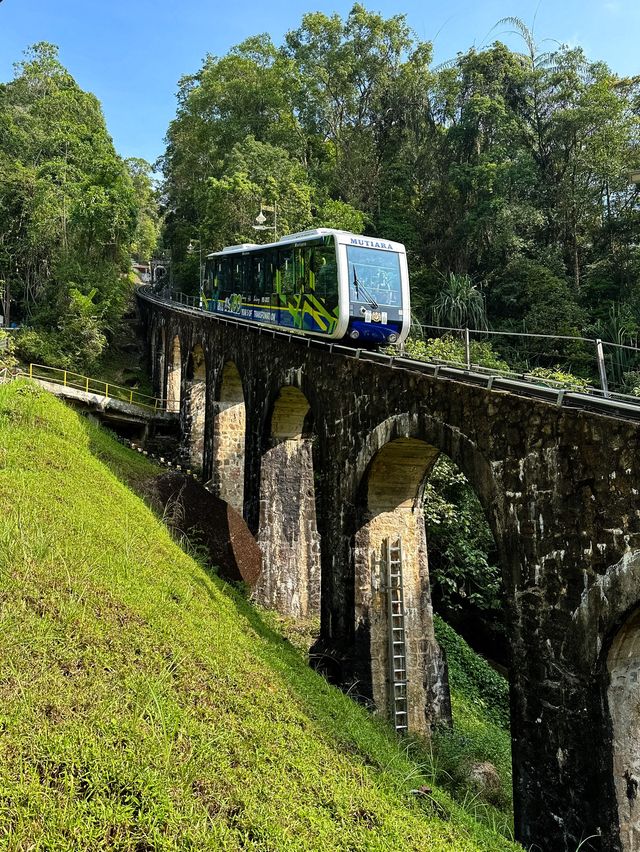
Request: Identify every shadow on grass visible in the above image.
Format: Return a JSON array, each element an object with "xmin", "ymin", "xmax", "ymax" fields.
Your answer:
[
  {"xmin": 80, "ymin": 412, "xmax": 416, "ymax": 771},
  {"xmin": 79, "ymin": 409, "xmax": 517, "ymax": 838}
]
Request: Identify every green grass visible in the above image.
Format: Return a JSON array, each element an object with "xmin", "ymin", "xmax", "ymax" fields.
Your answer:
[
  {"xmin": 431, "ymin": 616, "xmax": 513, "ymax": 834},
  {"xmin": 0, "ymin": 380, "xmax": 522, "ymax": 850}
]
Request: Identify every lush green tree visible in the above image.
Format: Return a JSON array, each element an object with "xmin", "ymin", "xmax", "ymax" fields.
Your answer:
[
  {"xmin": 126, "ymin": 158, "xmax": 160, "ymax": 263},
  {"xmin": 313, "ymin": 198, "xmax": 367, "ymax": 233},
  {"xmin": 415, "ymin": 43, "xmax": 539, "ymax": 278},
  {"xmin": 203, "ymin": 136, "xmax": 313, "ymax": 250},
  {"xmin": 284, "ymin": 4, "xmax": 431, "ymax": 213},
  {"xmin": 541, "ymin": 53, "xmax": 639, "ymax": 293},
  {"xmin": 162, "ymin": 5, "xmax": 433, "ymax": 281},
  {"xmin": 162, "ymin": 34, "xmax": 302, "ymax": 271},
  {"xmin": 0, "ymin": 43, "xmax": 146, "ymax": 367},
  {"xmin": 490, "ymin": 257, "xmax": 585, "ymax": 335}
]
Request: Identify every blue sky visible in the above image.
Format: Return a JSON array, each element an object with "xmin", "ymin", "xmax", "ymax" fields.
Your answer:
[{"xmin": 1, "ymin": 0, "xmax": 638, "ymax": 166}]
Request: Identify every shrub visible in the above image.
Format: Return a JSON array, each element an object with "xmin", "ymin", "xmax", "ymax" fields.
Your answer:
[
  {"xmin": 402, "ymin": 335, "xmax": 509, "ymax": 372},
  {"xmin": 527, "ymin": 366, "xmax": 588, "ymax": 391},
  {"xmin": 0, "ymin": 330, "xmax": 17, "ymax": 371}
]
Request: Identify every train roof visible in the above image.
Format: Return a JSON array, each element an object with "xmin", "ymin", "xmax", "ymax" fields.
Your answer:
[{"xmin": 206, "ymin": 229, "xmax": 405, "ymax": 258}]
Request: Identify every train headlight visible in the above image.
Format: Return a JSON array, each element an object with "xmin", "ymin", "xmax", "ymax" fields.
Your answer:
[
  {"xmin": 350, "ymin": 329, "xmax": 360, "ymax": 339},
  {"xmin": 387, "ymin": 332, "xmax": 398, "ymax": 343}
]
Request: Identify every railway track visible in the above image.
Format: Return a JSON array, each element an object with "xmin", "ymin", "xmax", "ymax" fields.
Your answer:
[{"xmin": 139, "ymin": 287, "xmax": 640, "ymax": 424}]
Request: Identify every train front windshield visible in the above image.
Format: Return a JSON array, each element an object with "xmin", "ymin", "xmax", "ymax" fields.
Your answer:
[{"xmin": 346, "ymin": 246, "xmax": 402, "ymax": 308}]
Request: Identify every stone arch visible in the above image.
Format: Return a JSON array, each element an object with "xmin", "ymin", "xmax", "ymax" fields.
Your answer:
[
  {"xmin": 353, "ymin": 436, "xmax": 440, "ymax": 734},
  {"xmin": 345, "ymin": 413, "xmax": 507, "ymax": 737},
  {"xmin": 607, "ymin": 605, "xmax": 640, "ymax": 851},
  {"xmin": 185, "ymin": 343, "xmax": 207, "ymax": 469},
  {"xmin": 211, "ymin": 361, "xmax": 246, "ymax": 514},
  {"xmin": 352, "ymin": 412, "xmax": 504, "ymax": 560},
  {"xmin": 166, "ymin": 334, "xmax": 182, "ymax": 414},
  {"xmin": 255, "ymin": 385, "xmax": 320, "ymax": 618}
]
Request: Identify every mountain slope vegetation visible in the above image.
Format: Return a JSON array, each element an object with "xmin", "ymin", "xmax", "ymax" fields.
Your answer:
[
  {"xmin": 0, "ymin": 381, "xmax": 519, "ymax": 851},
  {"xmin": 0, "ymin": 44, "xmax": 159, "ymax": 369}
]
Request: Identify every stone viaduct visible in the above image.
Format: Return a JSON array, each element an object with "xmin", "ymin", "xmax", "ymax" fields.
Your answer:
[{"xmin": 140, "ymin": 289, "xmax": 640, "ymax": 852}]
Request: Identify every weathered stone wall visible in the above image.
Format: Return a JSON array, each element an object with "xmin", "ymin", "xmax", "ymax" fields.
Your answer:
[
  {"xmin": 150, "ymin": 325, "xmax": 166, "ymax": 403},
  {"xmin": 185, "ymin": 345, "xmax": 206, "ymax": 470},
  {"xmin": 255, "ymin": 438, "xmax": 321, "ymax": 617},
  {"xmin": 607, "ymin": 606, "xmax": 640, "ymax": 851},
  {"xmin": 355, "ymin": 506, "xmax": 436, "ymax": 733},
  {"xmin": 254, "ymin": 385, "xmax": 320, "ymax": 617},
  {"xmin": 352, "ymin": 437, "xmax": 441, "ymax": 734},
  {"xmin": 166, "ymin": 335, "xmax": 181, "ymax": 413},
  {"xmin": 140, "ymin": 294, "xmax": 640, "ymax": 852},
  {"xmin": 211, "ymin": 361, "xmax": 245, "ymax": 514}
]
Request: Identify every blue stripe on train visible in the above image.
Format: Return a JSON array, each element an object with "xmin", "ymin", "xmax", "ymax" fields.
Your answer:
[{"xmin": 203, "ymin": 299, "xmax": 331, "ymax": 334}]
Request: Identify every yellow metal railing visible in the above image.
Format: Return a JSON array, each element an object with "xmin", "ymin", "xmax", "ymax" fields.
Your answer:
[{"xmin": 27, "ymin": 363, "xmax": 166, "ymax": 412}]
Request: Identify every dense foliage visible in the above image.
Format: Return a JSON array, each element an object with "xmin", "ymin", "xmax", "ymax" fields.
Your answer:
[
  {"xmin": 0, "ymin": 330, "xmax": 17, "ymax": 372},
  {"xmin": 0, "ymin": 44, "xmax": 159, "ymax": 368},
  {"xmin": 162, "ymin": 8, "xmax": 640, "ymax": 366},
  {"xmin": 423, "ymin": 456, "xmax": 505, "ymax": 649},
  {"xmin": 433, "ymin": 615, "xmax": 512, "ymax": 822}
]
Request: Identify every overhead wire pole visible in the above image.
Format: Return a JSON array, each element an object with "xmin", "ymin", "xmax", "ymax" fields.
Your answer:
[{"xmin": 595, "ymin": 339, "xmax": 609, "ymax": 397}]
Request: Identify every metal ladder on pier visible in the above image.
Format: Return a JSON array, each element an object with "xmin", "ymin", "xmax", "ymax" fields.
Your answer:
[{"xmin": 384, "ymin": 537, "xmax": 408, "ymax": 734}]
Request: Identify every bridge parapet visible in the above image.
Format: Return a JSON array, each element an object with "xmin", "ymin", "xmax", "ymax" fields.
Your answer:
[{"xmin": 24, "ymin": 363, "xmax": 176, "ymax": 427}]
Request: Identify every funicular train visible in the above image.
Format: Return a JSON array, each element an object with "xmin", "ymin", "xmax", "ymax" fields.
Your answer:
[{"xmin": 201, "ymin": 228, "xmax": 410, "ymax": 346}]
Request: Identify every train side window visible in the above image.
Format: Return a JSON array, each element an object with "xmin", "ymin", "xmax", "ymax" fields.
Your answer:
[
  {"xmin": 230, "ymin": 258, "xmax": 241, "ymax": 292},
  {"xmin": 313, "ymin": 243, "xmax": 338, "ymax": 310},
  {"xmin": 252, "ymin": 254, "xmax": 266, "ymax": 300},
  {"xmin": 277, "ymin": 248, "xmax": 294, "ymax": 295},
  {"xmin": 293, "ymin": 247, "xmax": 306, "ymax": 294},
  {"xmin": 212, "ymin": 261, "xmax": 222, "ymax": 298},
  {"xmin": 242, "ymin": 255, "xmax": 253, "ymax": 298},
  {"xmin": 263, "ymin": 246, "xmax": 275, "ymax": 295},
  {"xmin": 219, "ymin": 258, "xmax": 232, "ymax": 297}
]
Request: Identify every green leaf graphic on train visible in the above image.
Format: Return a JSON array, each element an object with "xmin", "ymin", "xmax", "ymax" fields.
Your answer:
[
  {"xmin": 224, "ymin": 293, "xmax": 243, "ymax": 313},
  {"xmin": 204, "ymin": 231, "xmax": 407, "ymax": 345}
]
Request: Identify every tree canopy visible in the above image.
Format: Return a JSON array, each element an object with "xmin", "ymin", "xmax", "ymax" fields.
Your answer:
[
  {"xmin": 0, "ymin": 43, "xmax": 158, "ymax": 367},
  {"xmin": 162, "ymin": 7, "xmax": 640, "ymax": 357}
]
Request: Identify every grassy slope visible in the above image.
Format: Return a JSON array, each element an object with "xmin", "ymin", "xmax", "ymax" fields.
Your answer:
[
  {"xmin": 433, "ymin": 617, "xmax": 513, "ymax": 833},
  {"xmin": 0, "ymin": 381, "xmax": 521, "ymax": 851}
]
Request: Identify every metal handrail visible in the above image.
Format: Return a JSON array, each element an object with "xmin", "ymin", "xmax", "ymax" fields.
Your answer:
[
  {"xmin": 419, "ymin": 322, "xmax": 591, "ymax": 344},
  {"xmin": 27, "ymin": 363, "xmax": 168, "ymax": 411},
  {"xmin": 413, "ymin": 324, "xmax": 640, "ymax": 399},
  {"xmin": 138, "ymin": 287, "xmax": 640, "ymax": 419}
]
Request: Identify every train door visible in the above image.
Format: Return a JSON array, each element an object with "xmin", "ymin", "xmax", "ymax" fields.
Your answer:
[
  {"xmin": 308, "ymin": 239, "xmax": 339, "ymax": 335},
  {"xmin": 269, "ymin": 248, "xmax": 280, "ymax": 325},
  {"xmin": 272, "ymin": 246, "xmax": 296, "ymax": 329}
]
